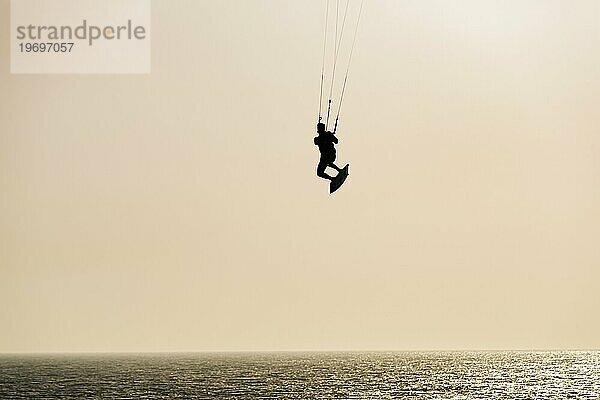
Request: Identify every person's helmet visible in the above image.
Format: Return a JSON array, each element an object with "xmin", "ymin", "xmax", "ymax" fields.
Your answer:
[{"xmin": 316, "ymin": 122, "xmax": 326, "ymax": 133}]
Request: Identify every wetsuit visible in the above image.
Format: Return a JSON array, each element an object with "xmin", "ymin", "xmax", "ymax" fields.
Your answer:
[{"xmin": 314, "ymin": 131, "xmax": 340, "ymax": 180}]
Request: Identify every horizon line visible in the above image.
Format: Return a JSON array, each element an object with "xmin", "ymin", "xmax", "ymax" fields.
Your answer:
[{"xmin": 2, "ymin": 348, "xmax": 599, "ymax": 356}]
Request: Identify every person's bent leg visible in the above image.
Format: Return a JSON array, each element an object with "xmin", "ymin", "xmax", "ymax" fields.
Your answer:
[
  {"xmin": 327, "ymin": 152, "xmax": 341, "ymax": 172},
  {"xmin": 317, "ymin": 161, "xmax": 334, "ymax": 181},
  {"xmin": 328, "ymin": 162, "xmax": 342, "ymax": 172}
]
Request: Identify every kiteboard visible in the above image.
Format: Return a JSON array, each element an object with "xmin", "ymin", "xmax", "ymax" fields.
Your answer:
[{"xmin": 330, "ymin": 164, "xmax": 349, "ymax": 194}]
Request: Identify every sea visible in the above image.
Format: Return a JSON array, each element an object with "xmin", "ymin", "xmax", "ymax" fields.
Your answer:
[{"xmin": 1, "ymin": 351, "xmax": 599, "ymax": 399}]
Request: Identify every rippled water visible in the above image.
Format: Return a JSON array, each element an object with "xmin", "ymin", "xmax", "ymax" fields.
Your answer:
[{"xmin": 1, "ymin": 351, "xmax": 599, "ymax": 399}]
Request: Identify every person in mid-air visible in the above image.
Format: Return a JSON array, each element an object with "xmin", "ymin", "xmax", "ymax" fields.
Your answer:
[{"xmin": 314, "ymin": 122, "xmax": 343, "ymax": 181}]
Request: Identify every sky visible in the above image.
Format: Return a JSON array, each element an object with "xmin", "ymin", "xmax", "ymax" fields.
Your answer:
[{"xmin": 1, "ymin": 0, "xmax": 599, "ymax": 353}]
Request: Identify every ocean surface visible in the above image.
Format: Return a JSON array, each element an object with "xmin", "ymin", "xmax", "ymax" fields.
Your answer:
[{"xmin": 1, "ymin": 351, "xmax": 599, "ymax": 399}]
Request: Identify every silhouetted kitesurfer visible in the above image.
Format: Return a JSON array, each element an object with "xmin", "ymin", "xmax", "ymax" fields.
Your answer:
[{"xmin": 314, "ymin": 122, "xmax": 342, "ymax": 181}]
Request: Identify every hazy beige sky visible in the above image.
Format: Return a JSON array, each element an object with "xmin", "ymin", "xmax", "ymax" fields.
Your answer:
[{"xmin": 1, "ymin": 0, "xmax": 599, "ymax": 352}]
